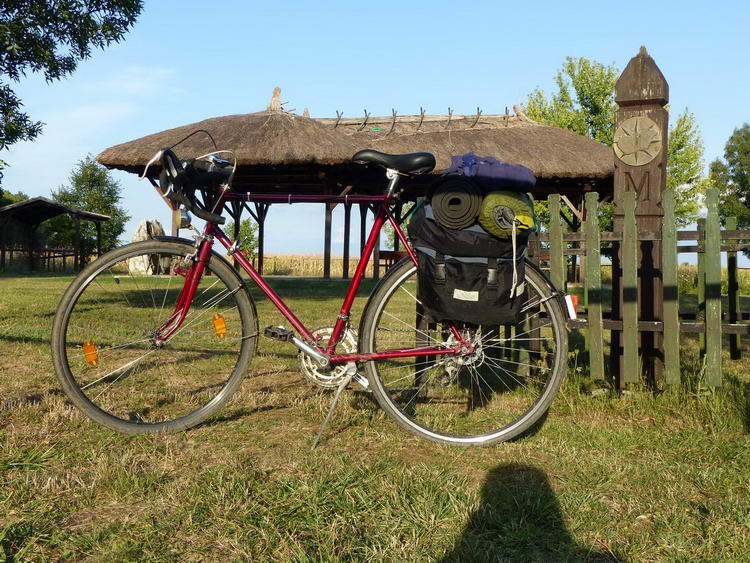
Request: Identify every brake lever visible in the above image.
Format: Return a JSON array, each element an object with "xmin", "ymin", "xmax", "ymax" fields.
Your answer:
[
  {"xmin": 204, "ymin": 154, "xmax": 231, "ymax": 168},
  {"xmin": 139, "ymin": 149, "xmax": 164, "ymax": 180}
]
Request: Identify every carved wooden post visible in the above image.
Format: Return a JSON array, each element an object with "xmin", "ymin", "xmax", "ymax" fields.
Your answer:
[{"xmin": 611, "ymin": 46, "xmax": 669, "ymax": 387}]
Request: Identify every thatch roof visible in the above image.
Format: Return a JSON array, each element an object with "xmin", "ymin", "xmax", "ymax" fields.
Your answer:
[
  {"xmin": 97, "ymin": 110, "xmax": 361, "ymax": 172},
  {"xmin": 97, "ymin": 89, "xmax": 613, "ymax": 192}
]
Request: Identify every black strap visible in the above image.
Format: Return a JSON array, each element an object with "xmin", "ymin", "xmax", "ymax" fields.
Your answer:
[
  {"xmin": 434, "ymin": 252, "xmax": 446, "ymax": 285},
  {"xmin": 487, "ymin": 257, "xmax": 499, "ymax": 290}
]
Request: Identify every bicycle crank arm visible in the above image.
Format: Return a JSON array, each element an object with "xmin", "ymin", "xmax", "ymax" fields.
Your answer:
[
  {"xmin": 292, "ymin": 335, "xmax": 330, "ymax": 367},
  {"xmin": 264, "ymin": 325, "xmax": 330, "ymax": 367}
]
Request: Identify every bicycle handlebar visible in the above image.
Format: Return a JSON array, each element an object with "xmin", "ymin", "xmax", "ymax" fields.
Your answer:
[{"xmin": 153, "ymin": 147, "xmax": 235, "ymax": 225}]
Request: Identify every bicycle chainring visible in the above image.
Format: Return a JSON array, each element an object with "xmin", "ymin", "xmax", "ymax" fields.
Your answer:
[{"xmin": 299, "ymin": 327, "xmax": 358, "ymax": 389}]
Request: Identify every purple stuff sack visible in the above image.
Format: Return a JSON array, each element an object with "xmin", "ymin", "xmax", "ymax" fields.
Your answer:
[{"xmin": 444, "ymin": 153, "xmax": 536, "ymax": 191}]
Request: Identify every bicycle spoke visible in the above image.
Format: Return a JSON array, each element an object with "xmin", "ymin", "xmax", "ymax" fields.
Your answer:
[
  {"xmin": 56, "ymin": 243, "xmax": 255, "ymax": 431},
  {"xmin": 362, "ymin": 261, "xmax": 566, "ymax": 444}
]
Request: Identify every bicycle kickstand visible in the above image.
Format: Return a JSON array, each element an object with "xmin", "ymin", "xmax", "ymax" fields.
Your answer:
[{"xmin": 310, "ymin": 365, "xmax": 367, "ymax": 450}]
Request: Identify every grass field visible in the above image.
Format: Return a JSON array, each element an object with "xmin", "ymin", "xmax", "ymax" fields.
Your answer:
[{"xmin": 1, "ymin": 272, "xmax": 749, "ymax": 561}]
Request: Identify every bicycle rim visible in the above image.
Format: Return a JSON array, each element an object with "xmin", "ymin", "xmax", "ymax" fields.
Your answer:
[
  {"xmin": 53, "ymin": 242, "xmax": 254, "ymax": 432},
  {"xmin": 363, "ymin": 261, "xmax": 567, "ymax": 445}
]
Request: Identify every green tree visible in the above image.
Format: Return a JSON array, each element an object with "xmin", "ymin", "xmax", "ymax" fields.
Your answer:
[
  {"xmin": 0, "ymin": 188, "xmax": 27, "ymax": 208},
  {"xmin": 712, "ymin": 123, "xmax": 750, "ymax": 228},
  {"xmin": 225, "ymin": 217, "xmax": 259, "ymax": 259},
  {"xmin": 525, "ymin": 57, "xmax": 618, "ymax": 145},
  {"xmin": 0, "ymin": 189, "xmax": 29, "ymax": 248},
  {"xmin": 47, "ymin": 155, "xmax": 130, "ymax": 261},
  {"xmin": 666, "ymin": 110, "xmax": 707, "ymax": 227},
  {"xmin": 382, "ymin": 202, "xmax": 415, "ymax": 249},
  {"xmin": 0, "ymin": 0, "xmax": 143, "ymax": 181},
  {"xmin": 526, "ymin": 57, "xmax": 706, "ymax": 228}
]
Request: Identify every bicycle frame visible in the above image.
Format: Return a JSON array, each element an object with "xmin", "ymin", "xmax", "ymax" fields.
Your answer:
[{"xmin": 156, "ymin": 189, "xmax": 468, "ymax": 364}]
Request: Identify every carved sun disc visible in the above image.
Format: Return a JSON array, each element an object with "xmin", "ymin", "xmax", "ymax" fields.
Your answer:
[{"xmin": 613, "ymin": 116, "xmax": 662, "ymax": 166}]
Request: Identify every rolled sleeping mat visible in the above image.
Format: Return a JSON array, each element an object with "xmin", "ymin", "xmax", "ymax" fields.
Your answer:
[
  {"xmin": 430, "ymin": 178, "xmax": 483, "ymax": 230},
  {"xmin": 478, "ymin": 191, "xmax": 536, "ymax": 239}
]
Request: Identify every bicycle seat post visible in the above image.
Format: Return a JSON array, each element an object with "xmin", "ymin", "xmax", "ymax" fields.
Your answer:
[{"xmin": 385, "ymin": 169, "xmax": 402, "ymax": 197}]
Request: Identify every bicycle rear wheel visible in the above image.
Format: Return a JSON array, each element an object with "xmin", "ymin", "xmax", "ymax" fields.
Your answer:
[
  {"xmin": 51, "ymin": 240, "xmax": 258, "ymax": 434},
  {"xmin": 359, "ymin": 258, "xmax": 567, "ymax": 446}
]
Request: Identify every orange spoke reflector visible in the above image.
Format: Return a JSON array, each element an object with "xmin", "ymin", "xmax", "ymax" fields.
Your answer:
[
  {"xmin": 83, "ymin": 340, "xmax": 99, "ymax": 366},
  {"xmin": 213, "ymin": 314, "xmax": 227, "ymax": 339}
]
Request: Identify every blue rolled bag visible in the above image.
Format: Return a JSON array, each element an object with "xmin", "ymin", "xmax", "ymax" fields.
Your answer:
[{"xmin": 407, "ymin": 154, "xmax": 537, "ymax": 325}]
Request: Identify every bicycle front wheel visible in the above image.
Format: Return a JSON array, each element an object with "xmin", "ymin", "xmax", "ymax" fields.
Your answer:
[
  {"xmin": 52, "ymin": 240, "xmax": 258, "ymax": 434},
  {"xmin": 360, "ymin": 258, "xmax": 568, "ymax": 446}
]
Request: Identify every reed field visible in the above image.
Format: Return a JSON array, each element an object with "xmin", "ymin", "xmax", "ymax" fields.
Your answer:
[
  {"xmin": 1, "ymin": 271, "xmax": 749, "ymax": 561},
  {"xmin": 262, "ymin": 254, "xmax": 375, "ymax": 278}
]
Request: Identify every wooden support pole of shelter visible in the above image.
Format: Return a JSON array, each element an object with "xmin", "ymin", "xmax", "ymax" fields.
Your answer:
[
  {"xmin": 359, "ymin": 204, "xmax": 368, "ymax": 276},
  {"xmin": 323, "ymin": 202, "xmax": 334, "ymax": 279},
  {"xmin": 726, "ymin": 216, "xmax": 741, "ymax": 359},
  {"xmin": 584, "ymin": 192, "xmax": 604, "ymax": 381},
  {"xmin": 343, "ymin": 202, "xmax": 352, "ymax": 279},
  {"xmin": 613, "ymin": 46, "xmax": 669, "ymax": 387},
  {"xmin": 229, "ymin": 202, "xmax": 242, "ymax": 268},
  {"xmin": 96, "ymin": 222, "xmax": 102, "ymax": 257},
  {"xmin": 255, "ymin": 203, "xmax": 269, "ymax": 275},
  {"xmin": 27, "ymin": 223, "xmax": 35, "ymax": 271},
  {"xmin": 393, "ymin": 202, "xmax": 403, "ymax": 251},
  {"xmin": 0, "ymin": 222, "xmax": 5, "ymax": 269},
  {"xmin": 373, "ymin": 231, "xmax": 381, "ymax": 280},
  {"xmin": 705, "ymin": 189, "xmax": 723, "ymax": 386},
  {"xmin": 73, "ymin": 215, "xmax": 81, "ymax": 272},
  {"xmin": 662, "ymin": 190, "xmax": 680, "ymax": 385}
]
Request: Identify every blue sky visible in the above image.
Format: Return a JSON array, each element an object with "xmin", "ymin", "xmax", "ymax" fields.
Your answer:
[{"xmin": 3, "ymin": 0, "xmax": 749, "ymax": 255}]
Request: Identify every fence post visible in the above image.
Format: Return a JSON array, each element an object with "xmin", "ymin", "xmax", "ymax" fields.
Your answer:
[
  {"xmin": 548, "ymin": 194, "xmax": 565, "ymax": 291},
  {"xmin": 726, "ymin": 216, "xmax": 741, "ymax": 360},
  {"xmin": 697, "ymin": 218, "xmax": 706, "ymax": 358},
  {"xmin": 584, "ymin": 192, "xmax": 604, "ymax": 381},
  {"xmin": 662, "ymin": 190, "xmax": 680, "ymax": 385},
  {"xmin": 622, "ymin": 191, "xmax": 639, "ymax": 385},
  {"xmin": 705, "ymin": 189, "xmax": 723, "ymax": 387}
]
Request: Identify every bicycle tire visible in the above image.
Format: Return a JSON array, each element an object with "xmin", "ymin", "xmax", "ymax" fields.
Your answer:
[
  {"xmin": 51, "ymin": 240, "xmax": 258, "ymax": 434},
  {"xmin": 359, "ymin": 257, "xmax": 567, "ymax": 446}
]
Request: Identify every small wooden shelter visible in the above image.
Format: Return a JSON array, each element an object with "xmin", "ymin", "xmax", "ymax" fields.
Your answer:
[
  {"xmin": 97, "ymin": 89, "xmax": 614, "ymax": 277},
  {"xmin": 0, "ymin": 197, "xmax": 109, "ymax": 271}
]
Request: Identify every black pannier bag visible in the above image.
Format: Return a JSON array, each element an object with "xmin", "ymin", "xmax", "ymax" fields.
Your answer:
[{"xmin": 407, "ymin": 204, "xmax": 528, "ymax": 326}]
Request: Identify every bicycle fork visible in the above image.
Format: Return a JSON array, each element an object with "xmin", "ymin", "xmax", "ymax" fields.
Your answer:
[{"xmin": 153, "ymin": 236, "xmax": 215, "ymax": 342}]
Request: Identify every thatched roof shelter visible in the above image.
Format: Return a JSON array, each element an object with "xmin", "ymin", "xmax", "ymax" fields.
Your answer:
[
  {"xmin": 96, "ymin": 88, "xmax": 614, "ymax": 279},
  {"xmin": 0, "ymin": 196, "xmax": 109, "ymax": 225},
  {"xmin": 0, "ymin": 197, "xmax": 109, "ymax": 271},
  {"xmin": 97, "ymin": 88, "xmax": 613, "ymax": 199}
]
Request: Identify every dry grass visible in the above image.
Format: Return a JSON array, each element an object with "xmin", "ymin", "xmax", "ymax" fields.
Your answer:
[
  {"xmin": 1, "ymin": 273, "xmax": 749, "ymax": 561},
  {"xmin": 261, "ymin": 254, "xmax": 374, "ymax": 278}
]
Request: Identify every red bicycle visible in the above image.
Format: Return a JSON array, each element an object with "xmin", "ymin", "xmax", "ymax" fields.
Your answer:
[{"xmin": 51, "ymin": 145, "xmax": 569, "ymax": 446}]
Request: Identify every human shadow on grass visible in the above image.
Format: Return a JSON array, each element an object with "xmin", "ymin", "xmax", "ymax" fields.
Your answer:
[{"xmin": 443, "ymin": 463, "xmax": 618, "ymax": 562}]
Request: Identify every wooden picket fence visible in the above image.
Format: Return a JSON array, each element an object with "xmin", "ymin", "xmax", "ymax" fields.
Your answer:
[{"xmin": 528, "ymin": 188, "xmax": 750, "ymax": 388}]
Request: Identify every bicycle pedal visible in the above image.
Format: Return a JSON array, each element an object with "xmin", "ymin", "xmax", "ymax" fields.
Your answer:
[
  {"xmin": 263, "ymin": 325, "xmax": 294, "ymax": 342},
  {"xmin": 352, "ymin": 372, "xmax": 370, "ymax": 390}
]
